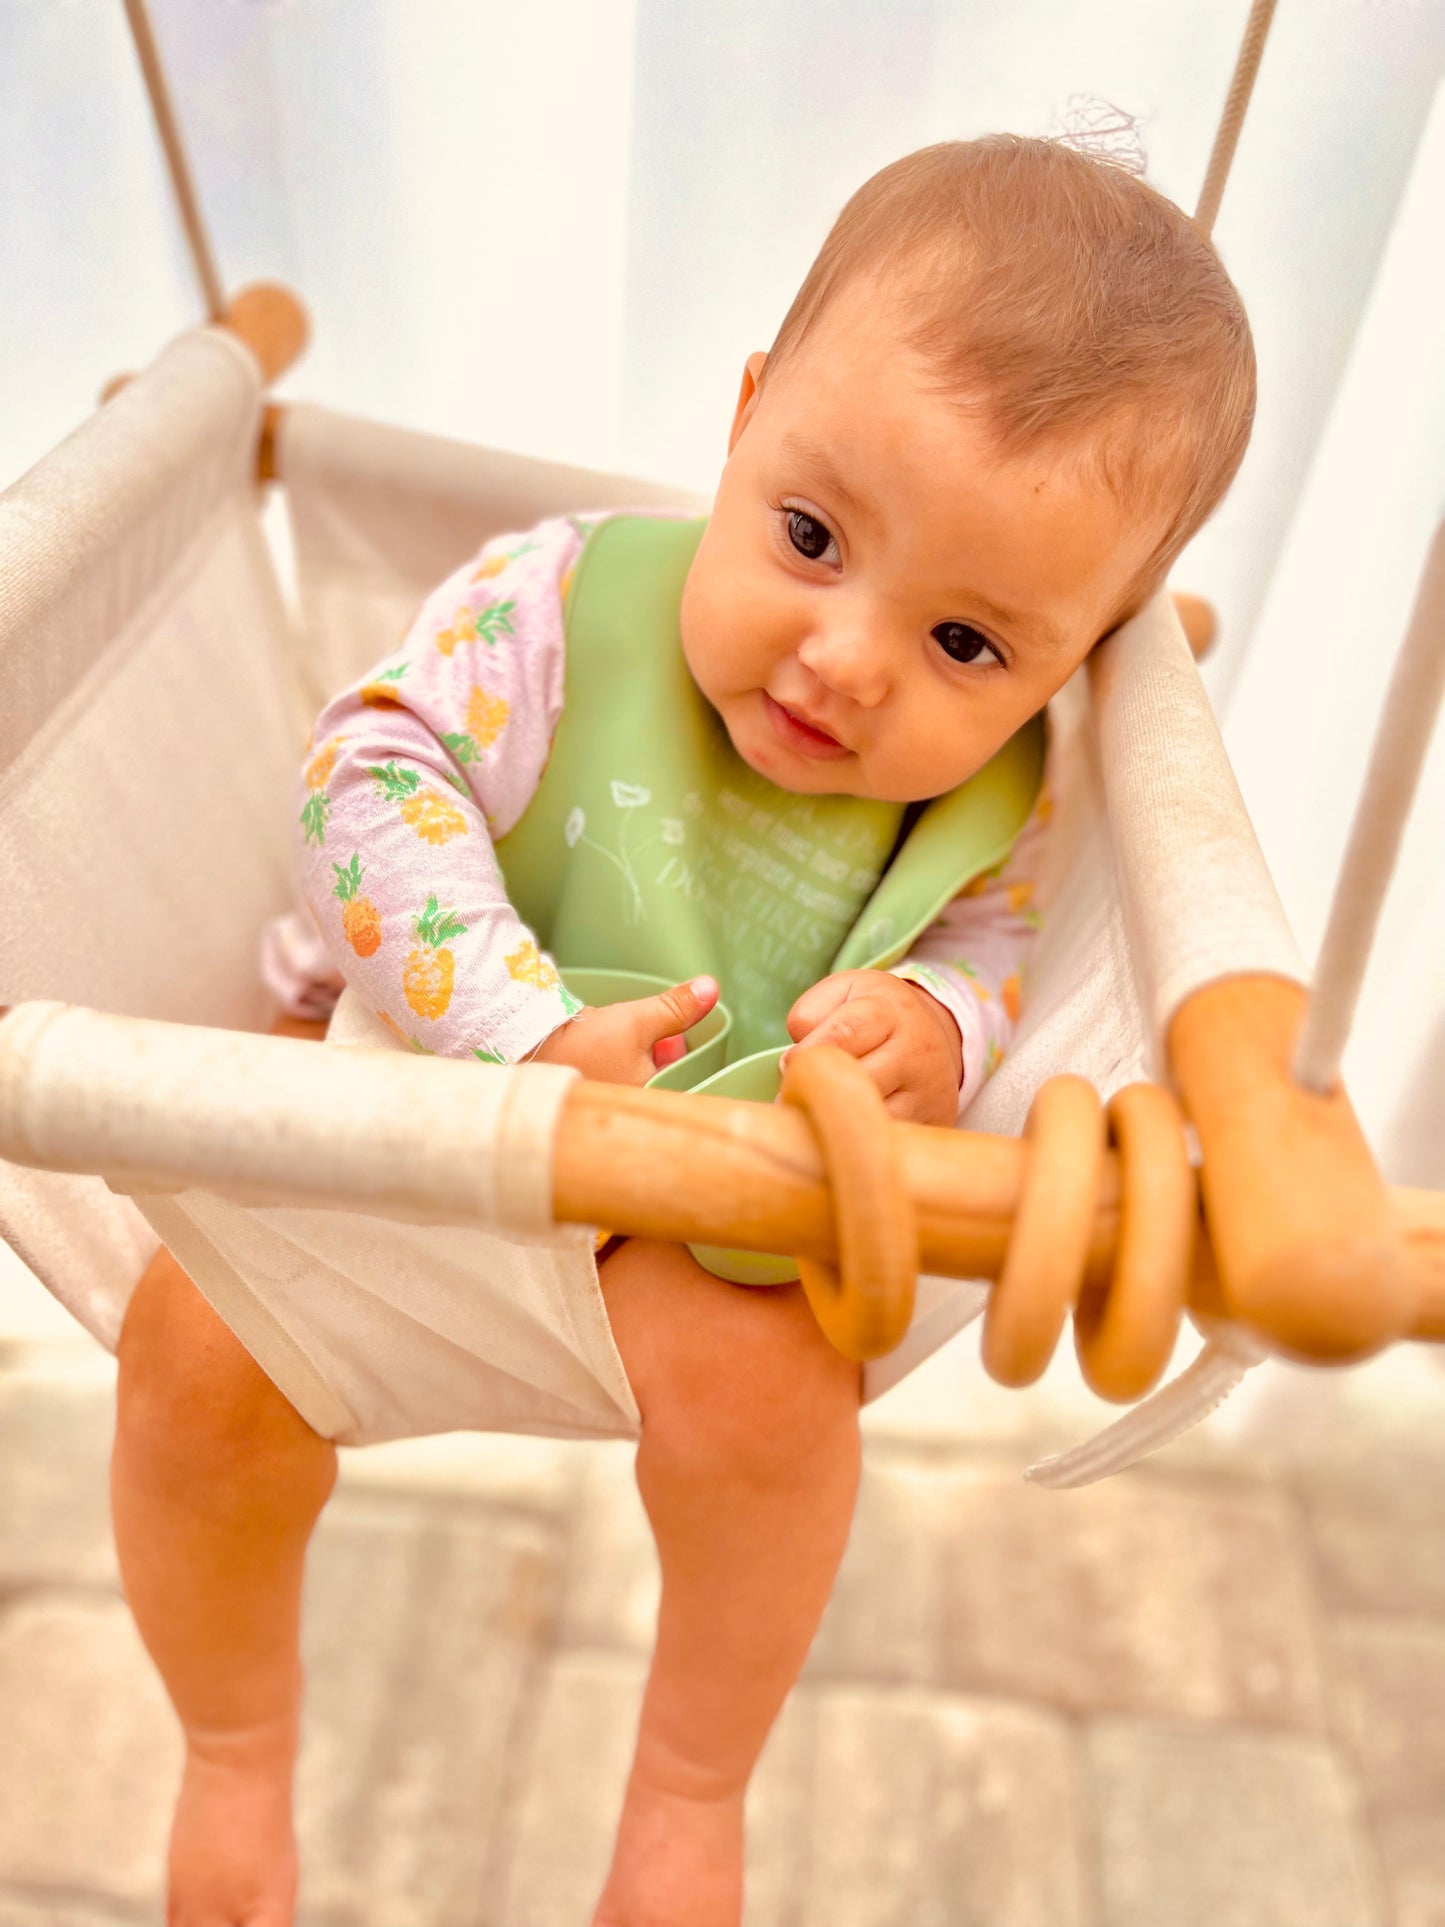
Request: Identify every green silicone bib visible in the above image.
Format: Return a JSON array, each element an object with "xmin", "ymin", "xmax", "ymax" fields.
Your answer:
[{"xmin": 495, "ymin": 516, "xmax": 1044, "ymax": 1282}]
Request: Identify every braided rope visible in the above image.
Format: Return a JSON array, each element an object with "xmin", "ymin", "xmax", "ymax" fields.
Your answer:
[{"xmin": 1194, "ymin": 0, "xmax": 1278, "ymax": 239}]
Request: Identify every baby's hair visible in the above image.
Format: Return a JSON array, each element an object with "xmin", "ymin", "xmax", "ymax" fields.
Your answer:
[{"xmin": 765, "ymin": 137, "xmax": 1256, "ymax": 606}]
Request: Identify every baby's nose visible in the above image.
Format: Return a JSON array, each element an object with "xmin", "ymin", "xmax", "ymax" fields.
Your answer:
[{"xmin": 796, "ymin": 629, "xmax": 890, "ymax": 708}]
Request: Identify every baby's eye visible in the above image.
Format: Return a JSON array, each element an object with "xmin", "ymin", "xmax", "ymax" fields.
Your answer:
[
  {"xmin": 785, "ymin": 509, "xmax": 839, "ymax": 566},
  {"xmin": 932, "ymin": 621, "xmax": 1004, "ymax": 668}
]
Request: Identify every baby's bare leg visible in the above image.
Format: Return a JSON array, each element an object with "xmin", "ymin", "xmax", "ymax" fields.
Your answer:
[
  {"xmin": 112, "ymin": 1244, "xmax": 336, "ymax": 1927},
  {"xmin": 594, "ymin": 1239, "xmax": 863, "ymax": 1927}
]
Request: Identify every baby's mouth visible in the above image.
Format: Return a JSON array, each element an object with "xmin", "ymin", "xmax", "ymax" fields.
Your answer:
[{"xmin": 762, "ymin": 692, "xmax": 852, "ymax": 761}]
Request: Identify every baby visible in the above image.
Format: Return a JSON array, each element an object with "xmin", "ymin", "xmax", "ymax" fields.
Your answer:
[{"xmin": 111, "ymin": 136, "xmax": 1254, "ymax": 1926}]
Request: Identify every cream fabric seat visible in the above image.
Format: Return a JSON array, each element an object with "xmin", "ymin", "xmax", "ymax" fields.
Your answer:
[{"xmin": 0, "ymin": 323, "xmax": 1306, "ymax": 1476}]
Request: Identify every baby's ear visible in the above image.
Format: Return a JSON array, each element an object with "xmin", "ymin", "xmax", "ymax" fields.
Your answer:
[{"xmin": 727, "ymin": 352, "xmax": 769, "ymax": 455}]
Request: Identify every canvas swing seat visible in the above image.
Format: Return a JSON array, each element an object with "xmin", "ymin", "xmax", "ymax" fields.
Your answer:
[{"xmin": 9, "ymin": 303, "xmax": 1441, "ymax": 1487}]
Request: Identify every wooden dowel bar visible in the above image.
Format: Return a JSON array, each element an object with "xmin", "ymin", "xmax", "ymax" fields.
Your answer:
[
  {"xmin": 553, "ymin": 1079, "xmax": 1134, "ymax": 1321},
  {"xmin": 2, "ymin": 997, "xmax": 1441, "ymax": 1364}
]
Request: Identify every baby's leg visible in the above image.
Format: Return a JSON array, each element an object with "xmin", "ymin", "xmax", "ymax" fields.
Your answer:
[
  {"xmin": 594, "ymin": 1239, "xmax": 863, "ymax": 1927},
  {"xmin": 111, "ymin": 1243, "xmax": 337, "ymax": 1927}
]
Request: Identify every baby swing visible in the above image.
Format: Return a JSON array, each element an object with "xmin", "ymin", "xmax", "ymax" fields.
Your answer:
[{"xmin": 1, "ymin": 0, "xmax": 1443, "ymax": 1485}]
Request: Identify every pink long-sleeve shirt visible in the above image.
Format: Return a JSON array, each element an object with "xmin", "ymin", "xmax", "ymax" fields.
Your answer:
[{"xmin": 278, "ymin": 513, "xmax": 1050, "ymax": 1110}]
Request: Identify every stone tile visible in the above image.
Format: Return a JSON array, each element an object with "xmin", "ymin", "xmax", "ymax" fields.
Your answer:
[
  {"xmin": 335, "ymin": 1427, "xmax": 581, "ymax": 1517},
  {"xmin": 1296, "ymin": 1425, "xmax": 1445, "ymax": 1616},
  {"xmin": 806, "ymin": 1452, "xmax": 955, "ymax": 1684},
  {"xmin": 749, "ymin": 1682, "xmax": 1092, "ymax": 1927},
  {"xmin": 0, "ymin": 1596, "xmax": 178, "ymax": 1904},
  {"xmin": 924, "ymin": 1458, "xmax": 1324, "ymax": 1725},
  {"xmin": 490, "ymin": 1649, "xmax": 645, "ymax": 1925},
  {"xmin": 495, "ymin": 1653, "xmax": 1093, "ymax": 1927},
  {"xmin": 1328, "ymin": 1616, "xmax": 1445, "ymax": 1927},
  {"xmin": 555, "ymin": 1441, "xmax": 658, "ymax": 1652},
  {"xmin": 294, "ymin": 1493, "xmax": 563, "ymax": 1926},
  {"xmin": 556, "ymin": 1431, "xmax": 1324, "ymax": 1727},
  {"xmin": 0, "ymin": 1369, "xmax": 120, "ymax": 1592},
  {"xmin": 1090, "ymin": 1718, "xmax": 1385, "ymax": 1927}
]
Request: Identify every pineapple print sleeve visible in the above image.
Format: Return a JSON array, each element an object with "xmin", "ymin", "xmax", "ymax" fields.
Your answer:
[
  {"xmin": 890, "ymin": 769, "xmax": 1054, "ymax": 1117},
  {"xmin": 294, "ymin": 517, "xmax": 604, "ymax": 1063}
]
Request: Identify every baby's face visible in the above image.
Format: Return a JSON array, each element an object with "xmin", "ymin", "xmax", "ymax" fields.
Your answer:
[{"xmin": 680, "ymin": 283, "xmax": 1161, "ymax": 802}]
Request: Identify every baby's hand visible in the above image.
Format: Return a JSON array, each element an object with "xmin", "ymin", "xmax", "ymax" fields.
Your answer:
[
  {"xmin": 783, "ymin": 969, "xmax": 963, "ymax": 1125},
  {"xmin": 531, "ymin": 976, "xmax": 719, "ymax": 1087}
]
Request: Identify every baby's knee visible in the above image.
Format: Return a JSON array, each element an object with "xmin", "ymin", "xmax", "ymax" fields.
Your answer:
[
  {"xmin": 618, "ymin": 1248, "xmax": 862, "ymax": 1479},
  {"xmin": 116, "ymin": 1247, "xmax": 331, "ymax": 1488}
]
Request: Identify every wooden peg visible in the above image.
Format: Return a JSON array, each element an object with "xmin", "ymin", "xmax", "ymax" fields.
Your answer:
[
  {"xmin": 221, "ymin": 283, "xmax": 309, "ymax": 384},
  {"xmin": 1170, "ymin": 591, "xmax": 1217, "ymax": 660},
  {"xmin": 100, "ymin": 282, "xmax": 306, "ymax": 483}
]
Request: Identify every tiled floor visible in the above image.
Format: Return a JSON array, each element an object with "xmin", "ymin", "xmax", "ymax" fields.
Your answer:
[{"xmin": 1, "ymin": 1252, "xmax": 1443, "ymax": 1925}]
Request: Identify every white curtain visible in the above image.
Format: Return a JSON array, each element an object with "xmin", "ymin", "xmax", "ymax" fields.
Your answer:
[
  {"xmin": 3, "ymin": 0, "xmax": 1442, "ymax": 1181},
  {"xmin": 1224, "ymin": 79, "xmax": 1445, "ymax": 1186}
]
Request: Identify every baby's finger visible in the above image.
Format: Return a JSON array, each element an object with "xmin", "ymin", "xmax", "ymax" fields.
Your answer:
[
  {"xmin": 785, "ymin": 972, "xmax": 857, "ymax": 1042},
  {"xmin": 632, "ymin": 975, "xmax": 720, "ymax": 1058},
  {"xmin": 865, "ymin": 1040, "xmax": 958, "ymax": 1126},
  {"xmin": 784, "ymin": 994, "xmax": 894, "ymax": 1065}
]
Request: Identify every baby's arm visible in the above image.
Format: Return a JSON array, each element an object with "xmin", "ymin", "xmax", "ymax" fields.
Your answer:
[
  {"xmin": 295, "ymin": 522, "xmax": 588, "ymax": 1062},
  {"xmin": 888, "ymin": 788, "xmax": 1050, "ymax": 1108},
  {"xmin": 784, "ymin": 783, "xmax": 1051, "ymax": 1122}
]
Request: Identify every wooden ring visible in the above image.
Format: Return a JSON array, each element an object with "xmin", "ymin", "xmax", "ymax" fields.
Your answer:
[
  {"xmin": 982, "ymin": 1075, "xmax": 1104, "ymax": 1388},
  {"xmin": 1074, "ymin": 1082, "xmax": 1198, "ymax": 1402},
  {"xmin": 781, "ymin": 1046, "xmax": 918, "ymax": 1360}
]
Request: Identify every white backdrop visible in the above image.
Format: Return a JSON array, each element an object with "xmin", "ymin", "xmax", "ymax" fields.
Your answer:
[{"xmin": 3, "ymin": 0, "xmax": 1443, "ymax": 1180}]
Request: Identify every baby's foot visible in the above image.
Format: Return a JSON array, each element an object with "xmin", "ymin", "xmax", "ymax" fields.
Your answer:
[
  {"xmin": 593, "ymin": 1773, "xmax": 745, "ymax": 1927},
  {"xmin": 166, "ymin": 1734, "xmax": 299, "ymax": 1927}
]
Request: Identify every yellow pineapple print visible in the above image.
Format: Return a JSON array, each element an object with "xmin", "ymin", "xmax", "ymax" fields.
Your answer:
[
  {"xmin": 436, "ymin": 599, "xmax": 517, "ymax": 655},
  {"xmin": 359, "ymin": 664, "xmax": 409, "ymax": 708},
  {"xmin": 954, "ymin": 959, "xmax": 991, "ymax": 1001},
  {"xmin": 368, "ymin": 762, "xmax": 470, "ymax": 846},
  {"xmin": 505, "ymin": 938, "xmax": 561, "ymax": 993},
  {"xmin": 466, "ymin": 685, "xmax": 509, "ymax": 749},
  {"xmin": 1001, "ymin": 972, "xmax": 1021, "ymax": 1022},
  {"xmin": 404, "ymin": 895, "xmax": 468, "ymax": 1020},
  {"xmin": 442, "ymin": 686, "xmax": 510, "ymax": 766},
  {"xmin": 1006, "ymin": 880, "xmax": 1034, "ymax": 914},
  {"xmin": 406, "ymin": 788, "xmax": 468, "ymax": 844},
  {"xmin": 435, "ymin": 608, "xmax": 475, "ymax": 656},
  {"xmin": 470, "ymin": 552, "xmax": 509, "ymax": 583},
  {"xmin": 305, "ymin": 735, "xmax": 342, "ymax": 790},
  {"xmin": 332, "ymin": 853, "xmax": 383, "ymax": 957}
]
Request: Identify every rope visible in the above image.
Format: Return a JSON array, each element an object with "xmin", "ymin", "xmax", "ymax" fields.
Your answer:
[
  {"xmin": 1024, "ymin": 1325, "xmax": 1268, "ymax": 1489},
  {"xmin": 1293, "ymin": 522, "xmax": 1445, "ymax": 1092},
  {"xmin": 1194, "ymin": 0, "xmax": 1279, "ymax": 239},
  {"xmin": 120, "ymin": 0, "xmax": 227, "ymax": 321}
]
